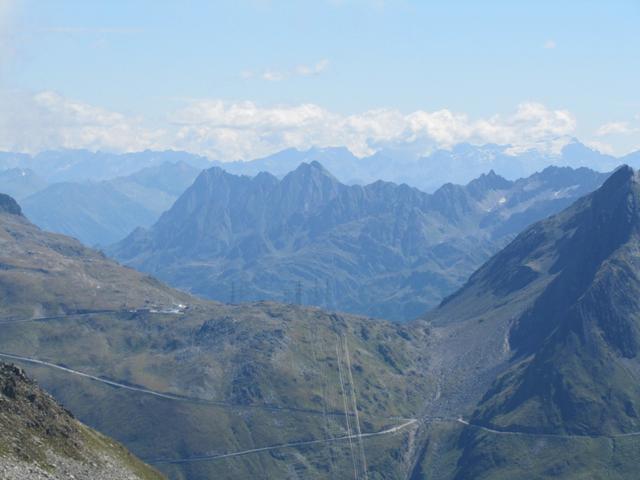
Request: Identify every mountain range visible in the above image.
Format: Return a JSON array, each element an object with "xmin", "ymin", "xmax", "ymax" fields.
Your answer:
[
  {"xmin": 2, "ymin": 164, "xmax": 640, "ymax": 478},
  {"xmin": 2, "ymin": 141, "xmax": 638, "ymax": 248},
  {"xmin": 0, "ymin": 150, "xmax": 209, "ymax": 184},
  {"xmin": 110, "ymin": 161, "xmax": 608, "ymax": 320},
  {"xmin": 210, "ymin": 139, "xmax": 640, "ymax": 192}
]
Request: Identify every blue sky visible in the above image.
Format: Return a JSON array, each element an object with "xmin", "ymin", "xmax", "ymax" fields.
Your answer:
[{"xmin": 1, "ymin": 0, "xmax": 639, "ymax": 159}]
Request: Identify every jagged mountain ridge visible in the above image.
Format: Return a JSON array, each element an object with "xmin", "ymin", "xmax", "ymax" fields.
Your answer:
[
  {"xmin": 0, "ymin": 168, "xmax": 48, "ymax": 200},
  {"xmin": 110, "ymin": 161, "xmax": 607, "ymax": 320},
  {"xmin": 212, "ymin": 140, "xmax": 639, "ymax": 192},
  {"xmin": 2, "ymin": 139, "xmax": 637, "ymax": 197}
]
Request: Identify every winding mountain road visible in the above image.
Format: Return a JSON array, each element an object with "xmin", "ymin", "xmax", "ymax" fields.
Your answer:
[
  {"xmin": 0, "ymin": 351, "xmax": 398, "ymax": 420},
  {"xmin": 146, "ymin": 419, "xmax": 418, "ymax": 465},
  {"xmin": 454, "ymin": 417, "xmax": 640, "ymax": 439}
]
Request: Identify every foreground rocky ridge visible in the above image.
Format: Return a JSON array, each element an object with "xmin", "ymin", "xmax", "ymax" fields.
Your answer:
[{"xmin": 0, "ymin": 362, "xmax": 164, "ymax": 480}]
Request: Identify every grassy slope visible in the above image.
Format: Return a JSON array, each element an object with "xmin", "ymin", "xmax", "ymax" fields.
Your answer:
[
  {"xmin": 0, "ymin": 206, "xmax": 430, "ymax": 479},
  {"xmin": 0, "ymin": 211, "xmax": 191, "ymax": 319},
  {"xmin": 0, "ymin": 304, "xmax": 430, "ymax": 479}
]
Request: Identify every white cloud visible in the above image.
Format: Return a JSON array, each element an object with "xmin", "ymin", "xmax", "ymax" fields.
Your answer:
[
  {"xmin": 584, "ymin": 140, "xmax": 615, "ymax": 155},
  {"xmin": 262, "ymin": 70, "xmax": 286, "ymax": 82},
  {"xmin": 295, "ymin": 59, "xmax": 330, "ymax": 76},
  {"xmin": 243, "ymin": 59, "xmax": 330, "ymax": 82},
  {"xmin": 0, "ymin": 90, "xmax": 167, "ymax": 153},
  {"xmin": 595, "ymin": 121, "xmax": 636, "ymax": 136},
  {"xmin": 544, "ymin": 39, "xmax": 556, "ymax": 49},
  {"xmin": 171, "ymin": 99, "xmax": 577, "ymax": 159},
  {"xmin": 0, "ymin": 90, "xmax": 581, "ymax": 160}
]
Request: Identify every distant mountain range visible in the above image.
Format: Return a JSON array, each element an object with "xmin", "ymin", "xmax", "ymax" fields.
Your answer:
[
  {"xmin": 110, "ymin": 161, "xmax": 608, "ymax": 320},
  {"xmin": 0, "ymin": 149, "xmax": 209, "ymax": 183},
  {"xmin": 0, "ymin": 150, "xmax": 208, "ymax": 247},
  {"xmin": 10, "ymin": 161, "xmax": 201, "ymax": 247},
  {"xmin": 209, "ymin": 139, "xmax": 640, "ymax": 192},
  {"xmin": 3, "ymin": 139, "xmax": 639, "ymax": 192}
]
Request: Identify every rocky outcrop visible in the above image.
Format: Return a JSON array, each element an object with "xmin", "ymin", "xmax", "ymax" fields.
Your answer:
[{"xmin": 0, "ymin": 362, "xmax": 164, "ymax": 480}]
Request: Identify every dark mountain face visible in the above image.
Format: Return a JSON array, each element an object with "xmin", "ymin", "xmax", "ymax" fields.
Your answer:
[
  {"xmin": 110, "ymin": 162, "xmax": 608, "ymax": 321},
  {"xmin": 415, "ymin": 165, "xmax": 640, "ymax": 479},
  {"xmin": 0, "ymin": 193, "xmax": 22, "ymax": 216}
]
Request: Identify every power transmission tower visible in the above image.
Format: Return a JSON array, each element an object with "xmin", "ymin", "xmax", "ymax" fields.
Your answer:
[
  {"xmin": 325, "ymin": 279, "xmax": 331, "ymax": 309},
  {"xmin": 295, "ymin": 281, "xmax": 302, "ymax": 305},
  {"xmin": 313, "ymin": 278, "xmax": 320, "ymax": 306}
]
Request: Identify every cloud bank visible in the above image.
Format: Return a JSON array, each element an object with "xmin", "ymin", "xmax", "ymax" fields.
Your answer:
[{"xmin": 0, "ymin": 90, "xmax": 586, "ymax": 160}]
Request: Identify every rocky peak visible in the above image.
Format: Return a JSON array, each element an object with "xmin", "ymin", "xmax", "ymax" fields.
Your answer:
[
  {"xmin": 277, "ymin": 161, "xmax": 343, "ymax": 212},
  {"xmin": 578, "ymin": 165, "xmax": 639, "ymax": 244},
  {"xmin": 466, "ymin": 169, "xmax": 512, "ymax": 198},
  {"xmin": 0, "ymin": 193, "xmax": 22, "ymax": 216}
]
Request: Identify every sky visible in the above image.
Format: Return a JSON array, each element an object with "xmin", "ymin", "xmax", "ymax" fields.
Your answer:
[{"xmin": 0, "ymin": 0, "xmax": 639, "ymax": 160}]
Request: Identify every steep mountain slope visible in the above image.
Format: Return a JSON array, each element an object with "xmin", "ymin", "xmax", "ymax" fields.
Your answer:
[
  {"xmin": 0, "ymin": 168, "xmax": 48, "ymax": 200},
  {"xmin": 21, "ymin": 161, "xmax": 201, "ymax": 246},
  {"xmin": 0, "ymin": 362, "xmax": 165, "ymax": 480},
  {"xmin": 0, "ymin": 194, "xmax": 428, "ymax": 480},
  {"xmin": 22, "ymin": 182, "xmax": 158, "ymax": 247},
  {"xmin": 110, "ymin": 162, "xmax": 607, "ymax": 320},
  {"xmin": 0, "ymin": 150, "xmax": 208, "ymax": 183},
  {"xmin": 412, "ymin": 165, "xmax": 640, "ymax": 479},
  {"xmin": 0, "ymin": 198, "xmax": 189, "ymax": 319}
]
